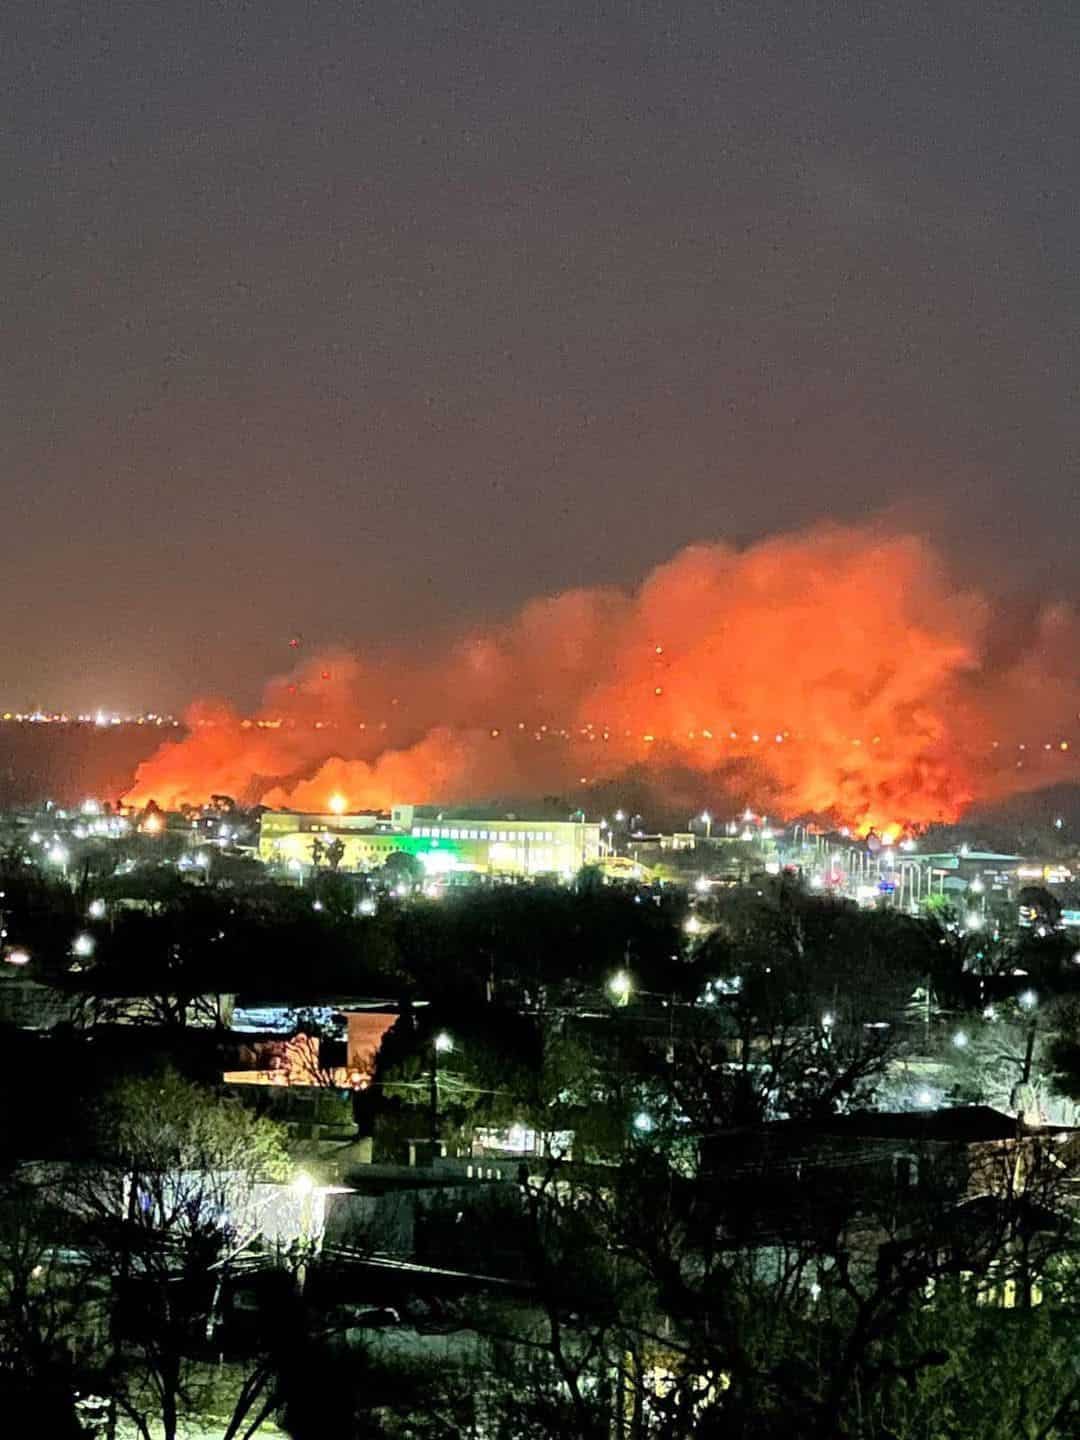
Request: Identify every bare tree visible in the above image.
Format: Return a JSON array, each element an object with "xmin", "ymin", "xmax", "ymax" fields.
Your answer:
[{"xmin": 70, "ymin": 1069, "xmax": 290, "ymax": 1440}]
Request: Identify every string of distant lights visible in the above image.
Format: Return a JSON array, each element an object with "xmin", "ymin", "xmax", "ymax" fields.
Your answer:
[
  {"xmin": 207, "ymin": 713, "xmax": 1080, "ymax": 760},
  {"xmin": 6, "ymin": 707, "xmax": 1075, "ymax": 771}
]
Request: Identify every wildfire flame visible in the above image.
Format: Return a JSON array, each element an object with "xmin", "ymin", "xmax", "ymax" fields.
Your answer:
[{"xmin": 123, "ymin": 522, "xmax": 1080, "ymax": 830}]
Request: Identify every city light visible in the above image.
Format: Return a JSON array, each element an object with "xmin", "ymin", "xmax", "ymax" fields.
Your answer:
[{"xmin": 143, "ymin": 813, "xmax": 162, "ymax": 835}]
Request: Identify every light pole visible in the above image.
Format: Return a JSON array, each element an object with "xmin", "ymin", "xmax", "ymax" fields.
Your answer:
[{"xmin": 431, "ymin": 1031, "xmax": 453, "ymax": 1150}]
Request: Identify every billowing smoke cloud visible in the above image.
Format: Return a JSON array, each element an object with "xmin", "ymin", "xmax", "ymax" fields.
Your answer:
[{"xmin": 125, "ymin": 522, "xmax": 1080, "ymax": 831}]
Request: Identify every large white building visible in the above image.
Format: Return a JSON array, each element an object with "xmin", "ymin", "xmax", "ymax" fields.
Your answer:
[{"xmin": 259, "ymin": 803, "xmax": 601, "ymax": 879}]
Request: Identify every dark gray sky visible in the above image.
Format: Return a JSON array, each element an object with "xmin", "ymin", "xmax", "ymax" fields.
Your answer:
[{"xmin": 3, "ymin": 0, "xmax": 1078, "ymax": 711}]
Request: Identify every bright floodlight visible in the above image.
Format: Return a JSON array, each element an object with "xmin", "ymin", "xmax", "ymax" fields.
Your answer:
[
  {"xmin": 916, "ymin": 1089, "xmax": 935, "ymax": 1108},
  {"xmin": 695, "ymin": 875, "xmax": 710, "ymax": 894},
  {"xmin": 684, "ymin": 915, "xmax": 702, "ymax": 936},
  {"xmin": 72, "ymin": 933, "xmax": 95, "ymax": 958},
  {"xmin": 434, "ymin": 1031, "xmax": 453, "ymax": 1054},
  {"xmin": 608, "ymin": 970, "xmax": 632, "ymax": 1003},
  {"xmin": 292, "ymin": 1170, "xmax": 314, "ymax": 1196},
  {"xmin": 328, "ymin": 793, "xmax": 347, "ymax": 815},
  {"xmin": 143, "ymin": 814, "xmax": 162, "ymax": 835},
  {"xmin": 88, "ymin": 899, "xmax": 106, "ymax": 920},
  {"xmin": 1019, "ymin": 989, "xmax": 1038, "ymax": 1011},
  {"xmin": 5, "ymin": 949, "xmax": 29, "ymax": 967}
]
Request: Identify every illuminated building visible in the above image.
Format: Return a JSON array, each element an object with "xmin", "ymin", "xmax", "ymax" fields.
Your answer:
[{"xmin": 259, "ymin": 803, "xmax": 601, "ymax": 878}]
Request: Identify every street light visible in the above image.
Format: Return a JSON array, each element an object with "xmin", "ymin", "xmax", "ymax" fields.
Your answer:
[
  {"xmin": 431, "ymin": 1033, "xmax": 453, "ymax": 1150},
  {"xmin": 608, "ymin": 971, "xmax": 632, "ymax": 1006},
  {"xmin": 88, "ymin": 899, "xmax": 106, "ymax": 920}
]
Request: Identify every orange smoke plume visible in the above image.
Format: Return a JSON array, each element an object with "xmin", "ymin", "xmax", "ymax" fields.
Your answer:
[{"xmin": 124, "ymin": 523, "xmax": 1079, "ymax": 830}]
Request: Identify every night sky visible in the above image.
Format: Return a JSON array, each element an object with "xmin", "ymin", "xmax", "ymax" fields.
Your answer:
[{"xmin": 4, "ymin": 0, "xmax": 1078, "ymax": 712}]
